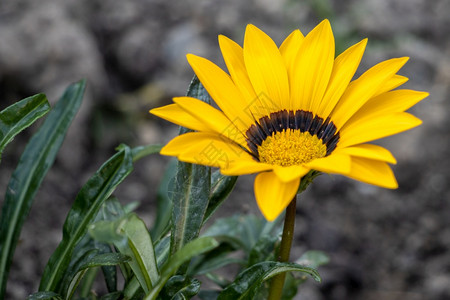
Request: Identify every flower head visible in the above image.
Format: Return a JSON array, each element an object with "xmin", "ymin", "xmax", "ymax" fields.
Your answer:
[{"xmin": 150, "ymin": 20, "xmax": 428, "ymax": 221}]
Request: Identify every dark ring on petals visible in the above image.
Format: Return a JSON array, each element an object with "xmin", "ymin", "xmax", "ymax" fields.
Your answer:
[{"xmin": 246, "ymin": 110, "xmax": 340, "ymax": 159}]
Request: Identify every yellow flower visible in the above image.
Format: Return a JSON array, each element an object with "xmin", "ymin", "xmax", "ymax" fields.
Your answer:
[{"xmin": 150, "ymin": 20, "xmax": 428, "ymax": 221}]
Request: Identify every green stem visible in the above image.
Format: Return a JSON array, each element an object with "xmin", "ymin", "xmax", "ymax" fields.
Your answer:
[{"xmin": 268, "ymin": 195, "xmax": 297, "ymax": 300}]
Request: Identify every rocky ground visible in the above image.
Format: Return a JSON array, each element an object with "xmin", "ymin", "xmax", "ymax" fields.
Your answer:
[{"xmin": 0, "ymin": 0, "xmax": 449, "ymax": 299}]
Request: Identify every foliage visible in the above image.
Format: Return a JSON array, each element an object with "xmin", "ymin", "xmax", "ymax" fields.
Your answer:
[{"xmin": 0, "ymin": 78, "xmax": 327, "ymax": 299}]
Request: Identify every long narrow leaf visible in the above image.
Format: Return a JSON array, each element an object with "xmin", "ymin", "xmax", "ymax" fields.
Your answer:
[
  {"xmin": 89, "ymin": 213, "xmax": 159, "ymax": 294},
  {"xmin": 218, "ymin": 261, "xmax": 321, "ymax": 300},
  {"xmin": 66, "ymin": 253, "xmax": 130, "ymax": 300},
  {"xmin": 130, "ymin": 144, "xmax": 162, "ymax": 162},
  {"xmin": 116, "ymin": 143, "xmax": 162, "ymax": 163},
  {"xmin": 202, "ymin": 215, "xmax": 266, "ymax": 251},
  {"xmin": 58, "ymin": 197, "xmax": 125, "ymax": 296},
  {"xmin": 188, "ymin": 245, "xmax": 245, "ymax": 276},
  {"xmin": 98, "ymin": 197, "xmax": 127, "ymax": 293},
  {"xmin": 0, "ymin": 80, "xmax": 85, "ymax": 299},
  {"xmin": 39, "ymin": 145, "xmax": 133, "ymax": 293},
  {"xmin": 0, "ymin": 93, "xmax": 50, "ymax": 161},
  {"xmin": 203, "ymin": 172, "xmax": 237, "ymax": 224},
  {"xmin": 26, "ymin": 291, "xmax": 63, "ymax": 300},
  {"xmin": 123, "ymin": 277, "xmax": 142, "ymax": 300},
  {"xmin": 170, "ymin": 161, "xmax": 210, "ymax": 255},
  {"xmin": 118, "ymin": 214, "xmax": 159, "ymax": 293},
  {"xmin": 170, "ymin": 75, "xmax": 212, "ymax": 260},
  {"xmin": 158, "ymin": 275, "xmax": 201, "ymax": 299}
]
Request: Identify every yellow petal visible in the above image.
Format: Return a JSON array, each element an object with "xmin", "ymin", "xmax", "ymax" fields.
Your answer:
[
  {"xmin": 318, "ymin": 39, "xmax": 367, "ymax": 118},
  {"xmin": 273, "ymin": 165, "xmax": 310, "ymax": 182},
  {"xmin": 335, "ymin": 144, "xmax": 397, "ymax": 164},
  {"xmin": 221, "ymin": 159, "xmax": 273, "ymax": 176},
  {"xmin": 187, "ymin": 54, "xmax": 254, "ymax": 130},
  {"xmin": 279, "ymin": 29, "xmax": 304, "ymax": 98},
  {"xmin": 280, "ymin": 29, "xmax": 304, "ymax": 64},
  {"xmin": 331, "ymin": 57, "xmax": 409, "ymax": 129},
  {"xmin": 345, "ymin": 90, "xmax": 429, "ymax": 126},
  {"xmin": 306, "ymin": 153, "xmax": 351, "ymax": 175},
  {"xmin": 244, "ymin": 24, "xmax": 289, "ymax": 112},
  {"xmin": 173, "ymin": 97, "xmax": 247, "ymax": 146},
  {"xmin": 339, "ymin": 112, "xmax": 422, "ymax": 148},
  {"xmin": 290, "ymin": 19, "xmax": 335, "ymax": 112},
  {"xmin": 254, "ymin": 171, "xmax": 300, "ymax": 221},
  {"xmin": 372, "ymin": 75, "xmax": 409, "ymax": 98},
  {"xmin": 161, "ymin": 132, "xmax": 250, "ymax": 168},
  {"xmin": 345, "ymin": 157, "xmax": 398, "ymax": 189},
  {"xmin": 218, "ymin": 35, "xmax": 258, "ymax": 109},
  {"xmin": 149, "ymin": 104, "xmax": 211, "ymax": 132}
]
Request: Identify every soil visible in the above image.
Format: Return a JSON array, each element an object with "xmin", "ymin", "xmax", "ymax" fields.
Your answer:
[{"xmin": 1, "ymin": 0, "xmax": 449, "ymax": 299}]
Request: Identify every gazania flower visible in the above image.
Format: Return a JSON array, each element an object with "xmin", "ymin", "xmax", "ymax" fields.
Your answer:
[{"xmin": 150, "ymin": 20, "xmax": 428, "ymax": 221}]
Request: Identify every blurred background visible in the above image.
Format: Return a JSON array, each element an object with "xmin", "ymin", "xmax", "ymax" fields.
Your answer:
[{"xmin": 0, "ymin": 0, "xmax": 449, "ymax": 299}]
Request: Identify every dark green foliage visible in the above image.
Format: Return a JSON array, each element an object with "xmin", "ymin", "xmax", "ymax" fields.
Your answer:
[
  {"xmin": 0, "ymin": 80, "xmax": 85, "ymax": 299},
  {"xmin": 0, "ymin": 93, "xmax": 50, "ymax": 161},
  {"xmin": 218, "ymin": 261, "xmax": 321, "ymax": 299},
  {"xmin": 169, "ymin": 76, "xmax": 212, "ymax": 268},
  {"xmin": 159, "ymin": 275, "xmax": 201, "ymax": 300},
  {"xmin": 39, "ymin": 145, "xmax": 133, "ymax": 293}
]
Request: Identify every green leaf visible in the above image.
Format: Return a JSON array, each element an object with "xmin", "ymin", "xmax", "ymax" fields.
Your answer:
[
  {"xmin": 170, "ymin": 161, "xmax": 210, "ymax": 257},
  {"xmin": 280, "ymin": 252, "xmax": 329, "ymax": 300},
  {"xmin": 89, "ymin": 213, "xmax": 159, "ymax": 294},
  {"xmin": 218, "ymin": 261, "xmax": 321, "ymax": 300},
  {"xmin": 188, "ymin": 243, "xmax": 244, "ymax": 276},
  {"xmin": 203, "ymin": 172, "xmax": 237, "ymax": 224},
  {"xmin": 155, "ymin": 235, "xmax": 171, "ymax": 270},
  {"xmin": 159, "ymin": 275, "xmax": 200, "ymax": 300},
  {"xmin": 66, "ymin": 253, "xmax": 131, "ymax": 300},
  {"xmin": 116, "ymin": 143, "xmax": 162, "ymax": 163},
  {"xmin": 97, "ymin": 197, "xmax": 127, "ymax": 293},
  {"xmin": 58, "ymin": 197, "xmax": 124, "ymax": 296},
  {"xmin": 99, "ymin": 196, "xmax": 127, "ymax": 222},
  {"xmin": 78, "ymin": 267, "xmax": 99, "ymax": 298},
  {"xmin": 123, "ymin": 276, "xmax": 144, "ymax": 300},
  {"xmin": 0, "ymin": 80, "xmax": 85, "ymax": 299},
  {"xmin": 297, "ymin": 250, "xmax": 330, "ymax": 269},
  {"xmin": 39, "ymin": 145, "xmax": 133, "ymax": 293},
  {"xmin": 144, "ymin": 237, "xmax": 219, "ymax": 300},
  {"xmin": 60, "ymin": 209, "xmax": 111, "ymax": 295},
  {"xmin": 0, "ymin": 93, "xmax": 50, "ymax": 161},
  {"xmin": 150, "ymin": 159, "xmax": 176, "ymax": 242},
  {"xmin": 280, "ymin": 273, "xmax": 301, "ymax": 300},
  {"xmin": 248, "ymin": 235, "xmax": 278, "ymax": 266},
  {"xmin": 80, "ymin": 249, "xmax": 127, "ymax": 270},
  {"xmin": 62, "ymin": 248, "xmax": 98, "ymax": 298},
  {"xmin": 131, "ymin": 144, "xmax": 163, "ymax": 162},
  {"xmin": 170, "ymin": 75, "xmax": 212, "ymax": 267},
  {"xmin": 203, "ymin": 213, "xmax": 284, "ymax": 256},
  {"xmin": 119, "ymin": 214, "xmax": 159, "ymax": 293},
  {"xmin": 202, "ymin": 215, "xmax": 266, "ymax": 252},
  {"xmin": 102, "ymin": 262, "xmax": 118, "ymax": 293},
  {"xmin": 119, "ymin": 233, "xmax": 170, "ymax": 298},
  {"xmin": 26, "ymin": 291, "xmax": 63, "ymax": 300}
]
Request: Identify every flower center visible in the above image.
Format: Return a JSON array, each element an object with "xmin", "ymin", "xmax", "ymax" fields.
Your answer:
[
  {"xmin": 258, "ymin": 129, "xmax": 327, "ymax": 166},
  {"xmin": 245, "ymin": 109, "xmax": 340, "ymax": 166}
]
